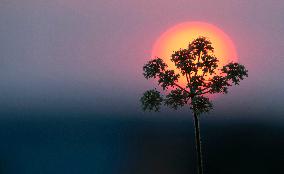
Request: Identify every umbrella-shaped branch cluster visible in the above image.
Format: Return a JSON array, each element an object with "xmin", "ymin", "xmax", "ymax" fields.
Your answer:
[{"xmin": 140, "ymin": 37, "xmax": 248, "ymax": 115}]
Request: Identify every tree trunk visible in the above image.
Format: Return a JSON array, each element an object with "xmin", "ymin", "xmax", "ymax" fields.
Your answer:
[{"xmin": 193, "ymin": 112, "xmax": 203, "ymax": 174}]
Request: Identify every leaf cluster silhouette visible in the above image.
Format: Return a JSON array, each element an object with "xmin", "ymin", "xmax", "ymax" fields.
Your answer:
[{"xmin": 140, "ymin": 36, "xmax": 248, "ymax": 115}]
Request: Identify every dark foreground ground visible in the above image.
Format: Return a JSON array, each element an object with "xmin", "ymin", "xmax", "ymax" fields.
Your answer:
[{"xmin": 0, "ymin": 116, "xmax": 283, "ymax": 174}]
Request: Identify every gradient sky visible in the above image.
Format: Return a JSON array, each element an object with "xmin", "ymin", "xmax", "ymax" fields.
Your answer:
[{"xmin": 0, "ymin": 0, "xmax": 284, "ymax": 119}]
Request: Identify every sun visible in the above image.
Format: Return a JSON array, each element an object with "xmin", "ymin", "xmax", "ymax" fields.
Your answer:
[{"xmin": 151, "ymin": 22, "xmax": 237, "ymax": 88}]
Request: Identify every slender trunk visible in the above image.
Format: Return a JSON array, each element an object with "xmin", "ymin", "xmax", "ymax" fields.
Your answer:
[{"xmin": 193, "ymin": 112, "xmax": 203, "ymax": 174}]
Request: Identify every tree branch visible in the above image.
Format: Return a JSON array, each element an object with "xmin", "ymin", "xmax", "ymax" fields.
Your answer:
[
  {"xmin": 200, "ymin": 86, "xmax": 210, "ymax": 92},
  {"xmin": 174, "ymin": 83, "xmax": 188, "ymax": 93},
  {"xmin": 197, "ymin": 90, "xmax": 211, "ymax": 95},
  {"xmin": 174, "ymin": 83, "xmax": 194, "ymax": 98},
  {"xmin": 186, "ymin": 73, "xmax": 190, "ymax": 85},
  {"xmin": 194, "ymin": 52, "xmax": 202, "ymax": 77}
]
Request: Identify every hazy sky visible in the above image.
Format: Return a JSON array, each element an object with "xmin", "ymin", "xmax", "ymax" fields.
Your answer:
[{"xmin": 0, "ymin": 0, "xmax": 283, "ymax": 119}]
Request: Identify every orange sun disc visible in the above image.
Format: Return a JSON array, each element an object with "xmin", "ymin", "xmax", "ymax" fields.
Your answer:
[{"xmin": 151, "ymin": 22, "xmax": 238, "ymax": 88}]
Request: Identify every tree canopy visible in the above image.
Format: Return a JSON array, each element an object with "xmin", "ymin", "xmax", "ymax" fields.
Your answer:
[{"xmin": 140, "ymin": 36, "xmax": 248, "ymax": 115}]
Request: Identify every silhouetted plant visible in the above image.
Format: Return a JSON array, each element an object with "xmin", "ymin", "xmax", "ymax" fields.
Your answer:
[{"xmin": 140, "ymin": 36, "xmax": 248, "ymax": 174}]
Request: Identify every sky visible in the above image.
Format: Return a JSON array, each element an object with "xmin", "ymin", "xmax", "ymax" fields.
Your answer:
[
  {"xmin": 0, "ymin": 0, "xmax": 284, "ymax": 120},
  {"xmin": 0, "ymin": 1, "xmax": 284, "ymax": 174}
]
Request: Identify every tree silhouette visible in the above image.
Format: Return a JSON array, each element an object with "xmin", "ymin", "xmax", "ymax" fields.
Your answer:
[{"xmin": 140, "ymin": 36, "xmax": 248, "ymax": 174}]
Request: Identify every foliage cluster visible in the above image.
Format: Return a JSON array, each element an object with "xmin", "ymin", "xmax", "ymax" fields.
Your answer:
[{"xmin": 141, "ymin": 37, "xmax": 248, "ymax": 115}]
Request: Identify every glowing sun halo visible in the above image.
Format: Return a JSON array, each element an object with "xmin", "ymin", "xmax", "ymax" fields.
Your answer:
[{"xmin": 151, "ymin": 22, "xmax": 238, "ymax": 88}]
